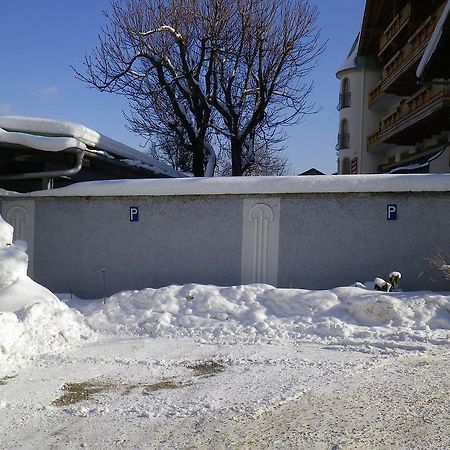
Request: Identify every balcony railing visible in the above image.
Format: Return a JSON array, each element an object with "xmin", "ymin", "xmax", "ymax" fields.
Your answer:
[
  {"xmin": 382, "ymin": 16, "xmax": 435, "ymax": 89},
  {"xmin": 337, "ymin": 92, "xmax": 351, "ymax": 111},
  {"xmin": 336, "ymin": 133, "xmax": 350, "ymax": 150},
  {"xmin": 367, "ymin": 84, "xmax": 450, "ymax": 149},
  {"xmin": 368, "ymin": 3, "xmax": 446, "ymax": 106},
  {"xmin": 379, "ymin": 2, "xmax": 412, "ymax": 56},
  {"xmin": 368, "ymin": 80, "xmax": 384, "ymax": 107}
]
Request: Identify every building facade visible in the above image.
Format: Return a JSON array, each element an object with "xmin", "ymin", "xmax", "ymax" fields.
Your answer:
[{"xmin": 336, "ymin": 0, "xmax": 450, "ymax": 174}]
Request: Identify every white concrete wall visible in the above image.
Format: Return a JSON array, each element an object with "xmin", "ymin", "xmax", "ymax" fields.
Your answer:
[{"xmin": 2, "ymin": 178, "xmax": 450, "ymax": 297}]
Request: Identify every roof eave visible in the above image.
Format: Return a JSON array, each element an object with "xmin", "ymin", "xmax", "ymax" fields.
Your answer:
[{"xmin": 358, "ymin": 0, "xmax": 388, "ymax": 56}]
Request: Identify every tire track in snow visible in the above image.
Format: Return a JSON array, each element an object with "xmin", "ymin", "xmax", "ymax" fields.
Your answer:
[{"xmin": 177, "ymin": 351, "xmax": 450, "ymax": 450}]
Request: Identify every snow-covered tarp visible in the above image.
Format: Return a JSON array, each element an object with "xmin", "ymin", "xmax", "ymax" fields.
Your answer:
[
  {"xmin": 0, "ymin": 115, "xmax": 185, "ymax": 178},
  {"xmin": 3, "ymin": 173, "xmax": 450, "ymax": 197}
]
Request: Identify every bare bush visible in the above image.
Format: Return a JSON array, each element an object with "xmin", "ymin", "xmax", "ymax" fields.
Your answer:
[{"xmin": 428, "ymin": 252, "xmax": 450, "ymax": 280}]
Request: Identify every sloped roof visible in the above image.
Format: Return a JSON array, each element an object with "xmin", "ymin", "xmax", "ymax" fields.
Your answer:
[
  {"xmin": 337, "ymin": 34, "xmax": 361, "ymax": 75},
  {"xmin": 299, "ymin": 168, "xmax": 325, "ymax": 176},
  {"xmin": 358, "ymin": 0, "xmax": 391, "ymax": 55}
]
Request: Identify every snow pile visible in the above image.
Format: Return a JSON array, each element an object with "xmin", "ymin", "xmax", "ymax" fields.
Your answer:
[
  {"xmin": 66, "ymin": 284, "xmax": 450, "ymax": 346},
  {"xmin": 0, "ymin": 214, "xmax": 93, "ymax": 376},
  {"xmin": 0, "ymin": 215, "xmax": 13, "ymax": 248}
]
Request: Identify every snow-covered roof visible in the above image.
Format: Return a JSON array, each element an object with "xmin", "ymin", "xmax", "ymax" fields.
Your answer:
[
  {"xmin": 1, "ymin": 174, "xmax": 449, "ymax": 197},
  {"xmin": 417, "ymin": 0, "xmax": 450, "ymax": 79},
  {"xmin": 0, "ymin": 127, "xmax": 86, "ymax": 153},
  {"xmin": 0, "ymin": 115, "xmax": 185, "ymax": 178},
  {"xmin": 337, "ymin": 34, "xmax": 360, "ymax": 76}
]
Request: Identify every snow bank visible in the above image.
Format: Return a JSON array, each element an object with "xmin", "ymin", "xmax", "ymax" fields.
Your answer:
[
  {"xmin": 0, "ymin": 243, "xmax": 28, "ymax": 290},
  {"xmin": 0, "ymin": 296, "xmax": 94, "ymax": 376},
  {"xmin": 0, "ymin": 215, "xmax": 13, "ymax": 248},
  {"xmin": 0, "ymin": 214, "xmax": 93, "ymax": 376},
  {"xmin": 65, "ymin": 284, "xmax": 450, "ymax": 346}
]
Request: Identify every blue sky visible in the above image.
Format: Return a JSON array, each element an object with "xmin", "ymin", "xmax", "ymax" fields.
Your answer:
[{"xmin": 0, "ymin": 0, "xmax": 365, "ymax": 175}]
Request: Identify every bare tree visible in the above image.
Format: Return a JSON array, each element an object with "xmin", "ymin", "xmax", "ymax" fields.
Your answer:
[
  {"xmin": 209, "ymin": 0, "xmax": 323, "ymax": 175},
  {"xmin": 75, "ymin": 0, "xmax": 219, "ymax": 176},
  {"xmin": 217, "ymin": 138, "xmax": 291, "ymax": 176},
  {"xmin": 146, "ymin": 134, "xmax": 194, "ymax": 173},
  {"xmin": 75, "ymin": 0, "xmax": 322, "ymax": 177},
  {"xmin": 241, "ymin": 144, "xmax": 291, "ymax": 176}
]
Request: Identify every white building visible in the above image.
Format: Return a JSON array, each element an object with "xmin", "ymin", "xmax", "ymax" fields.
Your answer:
[{"xmin": 336, "ymin": 0, "xmax": 450, "ymax": 175}]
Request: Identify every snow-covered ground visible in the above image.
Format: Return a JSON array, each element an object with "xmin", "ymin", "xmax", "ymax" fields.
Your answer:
[{"xmin": 1, "ymin": 213, "xmax": 450, "ymax": 449}]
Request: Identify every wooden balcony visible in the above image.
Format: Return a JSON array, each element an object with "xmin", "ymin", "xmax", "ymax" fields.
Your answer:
[
  {"xmin": 368, "ymin": 80, "xmax": 384, "ymax": 107},
  {"xmin": 378, "ymin": 2, "xmax": 412, "ymax": 56},
  {"xmin": 367, "ymin": 84, "xmax": 450, "ymax": 150},
  {"xmin": 382, "ymin": 14, "xmax": 436, "ymax": 93},
  {"xmin": 368, "ymin": 3, "xmax": 446, "ymax": 107}
]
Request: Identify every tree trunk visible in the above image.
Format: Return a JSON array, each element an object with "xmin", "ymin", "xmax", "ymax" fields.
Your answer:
[
  {"xmin": 192, "ymin": 142, "xmax": 205, "ymax": 177},
  {"xmin": 231, "ymin": 138, "xmax": 243, "ymax": 176}
]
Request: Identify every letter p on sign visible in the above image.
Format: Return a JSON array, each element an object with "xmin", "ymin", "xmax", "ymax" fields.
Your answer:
[
  {"xmin": 387, "ymin": 204, "xmax": 397, "ymax": 221},
  {"xmin": 130, "ymin": 207, "xmax": 139, "ymax": 222}
]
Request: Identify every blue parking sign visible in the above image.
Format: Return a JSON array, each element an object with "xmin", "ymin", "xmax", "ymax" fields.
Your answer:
[
  {"xmin": 387, "ymin": 204, "xmax": 397, "ymax": 221},
  {"xmin": 130, "ymin": 207, "xmax": 139, "ymax": 222}
]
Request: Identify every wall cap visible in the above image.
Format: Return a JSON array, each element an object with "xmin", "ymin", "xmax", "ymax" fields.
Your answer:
[{"xmin": 2, "ymin": 174, "xmax": 450, "ymax": 198}]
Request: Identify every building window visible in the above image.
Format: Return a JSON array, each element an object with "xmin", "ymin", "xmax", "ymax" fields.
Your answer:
[
  {"xmin": 341, "ymin": 157, "xmax": 351, "ymax": 174},
  {"xmin": 337, "ymin": 78, "xmax": 351, "ymax": 110},
  {"xmin": 336, "ymin": 119, "xmax": 350, "ymax": 150}
]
